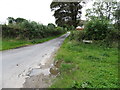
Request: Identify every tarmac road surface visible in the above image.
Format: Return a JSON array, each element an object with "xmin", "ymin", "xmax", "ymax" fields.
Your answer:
[{"xmin": 1, "ymin": 32, "xmax": 70, "ymax": 88}]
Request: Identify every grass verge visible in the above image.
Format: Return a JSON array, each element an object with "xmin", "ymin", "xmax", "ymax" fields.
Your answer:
[
  {"xmin": 51, "ymin": 38, "xmax": 119, "ymax": 88},
  {"xmin": 0, "ymin": 34, "xmax": 64, "ymax": 51}
]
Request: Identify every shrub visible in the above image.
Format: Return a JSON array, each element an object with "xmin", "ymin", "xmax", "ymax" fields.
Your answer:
[
  {"xmin": 2, "ymin": 25, "xmax": 21, "ymax": 38},
  {"xmin": 84, "ymin": 18, "xmax": 110, "ymax": 40},
  {"xmin": 2, "ymin": 19, "xmax": 66, "ymax": 40},
  {"xmin": 68, "ymin": 30, "xmax": 85, "ymax": 42},
  {"xmin": 62, "ymin": 24, "xmax": 75, "ymax": 31},
  {"xmin": 68, "ymin": 19, "xmax": 119, "ymax": 48},
  {"xmin": 102, "ymin": 28, "xmax": 119, "ymax": 47},
  {"xmin": 47, "ymin": 23, "xmax": 56, "ymax": 28}
]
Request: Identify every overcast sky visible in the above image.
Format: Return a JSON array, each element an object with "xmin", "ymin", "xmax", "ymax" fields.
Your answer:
[{"xmin": 0, "ymin": 0, "xmax": 97, "ymax": 25}]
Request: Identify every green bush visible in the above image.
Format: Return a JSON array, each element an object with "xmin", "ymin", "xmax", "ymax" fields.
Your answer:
[
  {"xmin": 62, "ymin": 24, "xmax": 75, "ymax": 31},
  {"xmin": 55, "ymin": 27, "xmax": 65, "ymax": 35},
  {"xmin": 84, "ymin": 18, "xmax": 110, "ymax": 40},
  {"xmin": 2, "ymin": 25, "xmax": 21, "ymax": 38},
  {"xmin": 102, "ymin": 28, "xmax": 119, "ymax": 47},
  {"xmin": 2, "ymin": 19, "xmax": 66, "ymax": 40},
  {"xmin": 67, "ymin": 20, "xmax": 119, "ymax": 48},
  {"xmin": 68, "ymin": 30, "xmax": 85, "ymax": 42}
]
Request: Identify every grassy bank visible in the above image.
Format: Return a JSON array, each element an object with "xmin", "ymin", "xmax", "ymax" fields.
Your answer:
[
  {"xmin": 51, "ymin": 38, "xmax": 119, "ymax": 88},
  {"xmin": 0, "ymin": 34, "xmax": 63, "ymax": 51}
]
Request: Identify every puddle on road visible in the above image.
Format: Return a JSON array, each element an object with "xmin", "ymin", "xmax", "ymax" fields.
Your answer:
[
  {"xmin": 29, "ymin": 60, "xmax": 62, "ymax": 76},
  {"xmin": 23, "ymin": 60, "xmax": 62, "ymax": 88},
  {"xmin": 29, "ymin": 68, "xmax": 50, "ymax": 76}
]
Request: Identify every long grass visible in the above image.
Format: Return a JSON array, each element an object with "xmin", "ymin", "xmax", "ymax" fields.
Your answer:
[
  {"xmin": 0, "ymin": 34, "xmax": 63, "ymax": 51},
  {"xmin": 51, "ymin": 38, "xmax": 119, "ymax": 88}
]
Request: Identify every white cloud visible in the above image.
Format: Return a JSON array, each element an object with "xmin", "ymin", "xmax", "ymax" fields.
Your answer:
[
  {"xmin": 0, "ymin": 0, "xmax": 95, "ymax": 25},
  {"xmin": 0, "ymin": 0, "xmax": 55, "ymax": 25}
]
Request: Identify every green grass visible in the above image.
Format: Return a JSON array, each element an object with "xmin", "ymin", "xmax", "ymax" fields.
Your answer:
[
  {"xmin": 0, "ymin": 34, "xmax": 63, "ymax": 51},
  {"xmin": 51, "ymin": 38, "xmax": 119, "ymax": 88}
]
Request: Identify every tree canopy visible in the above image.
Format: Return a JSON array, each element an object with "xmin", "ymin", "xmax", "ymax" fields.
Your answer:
[
  {"xmin": 50, "ymin": 1, "xmax": 83, "ymax": 27},
  {"xmin": 114, "ymin": 3, "xmax": 120, "ymax": 27},
  {"xmin": 7, "ymin": 17, "xmax": 27, "ymax": 24},
  {"xmin": 85, "ymin": 1, "xmax": 118, "ymax": 21}
]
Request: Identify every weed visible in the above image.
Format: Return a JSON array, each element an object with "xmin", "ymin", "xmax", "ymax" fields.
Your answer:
[{"xmin": 51, "ymin": 38, "xmax": 118, "ymax": 88}]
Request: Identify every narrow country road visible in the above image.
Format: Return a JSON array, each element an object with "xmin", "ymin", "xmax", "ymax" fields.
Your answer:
[{"xmin": 1, "ymin": 32, "xmax": 70, "ymax": 88}]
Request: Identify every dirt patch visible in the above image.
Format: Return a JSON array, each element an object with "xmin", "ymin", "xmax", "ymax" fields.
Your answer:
[
  {"xmin": 23, "ymin": 51, "xmax": 62, "ymax": 88},
  {"xmin": 23, "ymin": 74, "xmax": 54, "ymax": 88}
]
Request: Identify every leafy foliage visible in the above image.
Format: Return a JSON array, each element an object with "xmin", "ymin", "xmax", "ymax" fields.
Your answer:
[
  {"xmin": 84, "ymin": 0, "xmax": 119, "ymax": 47},
  {"xmin": 50, "ymin": 1, "xmax": 83, "ymax": 27},
  {"xmin": 86, "ymin": 1, "xmax": 118, "ymax": 21},
  {"xmin": 2, "ymin": 18, "xmax": 66, "ymax": 40},
  {"xmin": 7, "ymin": 17, "xmax": 27, "ymax": 24},
  {"xmin": 68, "ymin": 30, "xmax": 85, "ymax": 41},
  {"xmin": 114, "ymin": 3, "xmax": 120, "ymax": 30},
  {"xmin": 51, "ymin": 39, "xmax": 119, "ymax": 88},
  {"xmin": 1, "ymin": 35, "xmax": 62, "ymax": 50},
  {"xmin": 84, "ymin": 18, "xmax": 110, "ymax": 40}
]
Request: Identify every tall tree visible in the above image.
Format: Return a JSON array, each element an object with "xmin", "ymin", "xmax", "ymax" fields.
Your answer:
[
  {"xmin": 86, "ymin": 1, "xmax": 118, "ymax": 21},
  {"xmin": 7, "ymin": 17, "xmax": 15, "ymax": 24},
  {"xmin": 7, "ymin": 17, "xmax": 27, "ymax": 24},
  {"xmin": 50, "ymin": 1, "xmax": 83, "ymax": 27},
  {"xmin": 15, "ymin": 18, "xmax": 27, "ymax": 23},
  {"xmin": 114, "ymin": 3, "xmax": 120, "ymax": 29}
]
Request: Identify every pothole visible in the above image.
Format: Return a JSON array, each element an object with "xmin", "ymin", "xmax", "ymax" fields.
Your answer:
[
  {"xmin": 29, "ymin": 68, "xmax": 50, "ymax": 76},
  {"xmin": 28, "ymin": 60, "xmax": 62, "ymax": 76},
  {"xmin": 23, "ymin": 60, "xmax": 62, "ymax": 88}
]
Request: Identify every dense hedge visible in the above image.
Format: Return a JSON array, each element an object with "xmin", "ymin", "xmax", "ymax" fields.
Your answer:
[
  {"xmin": 2, "ymin": 20, "xmax": 66, "ymax": 40},
  {"xmin": 84, "ymin": 18, "xmax": 111, "ymax": 40},
  {"xmin": 68, "ymin": 18, "xmax": 119, "ymax": 47},
  {"xmin": 68, "ymin": 30, "xmax": 85, "ymax": 42}
]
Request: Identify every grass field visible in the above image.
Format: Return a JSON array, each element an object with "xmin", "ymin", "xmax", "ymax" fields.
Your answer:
[
  {"xmin": 51, "ymin": 38, "xmax": 119, "ymax": 88},
  {"xmin": 0, "ymin": 34, "xmax": 63, "ymax": 51}
]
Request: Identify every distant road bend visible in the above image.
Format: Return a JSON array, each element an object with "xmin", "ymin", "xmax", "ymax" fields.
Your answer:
[{"xmin": 2, "ymin": 32, "xmax": 70, "ymax": 88}]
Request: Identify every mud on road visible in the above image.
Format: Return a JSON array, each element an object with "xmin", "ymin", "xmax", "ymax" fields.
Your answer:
[{"xmin": 23, "ymin": 50, "xmax": 64, "ymax": 88}]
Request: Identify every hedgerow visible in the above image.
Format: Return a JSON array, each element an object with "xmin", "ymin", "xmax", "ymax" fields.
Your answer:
[{"xmin": 2, "ymin": 20, "xmax": 66, "ymax": 40}]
